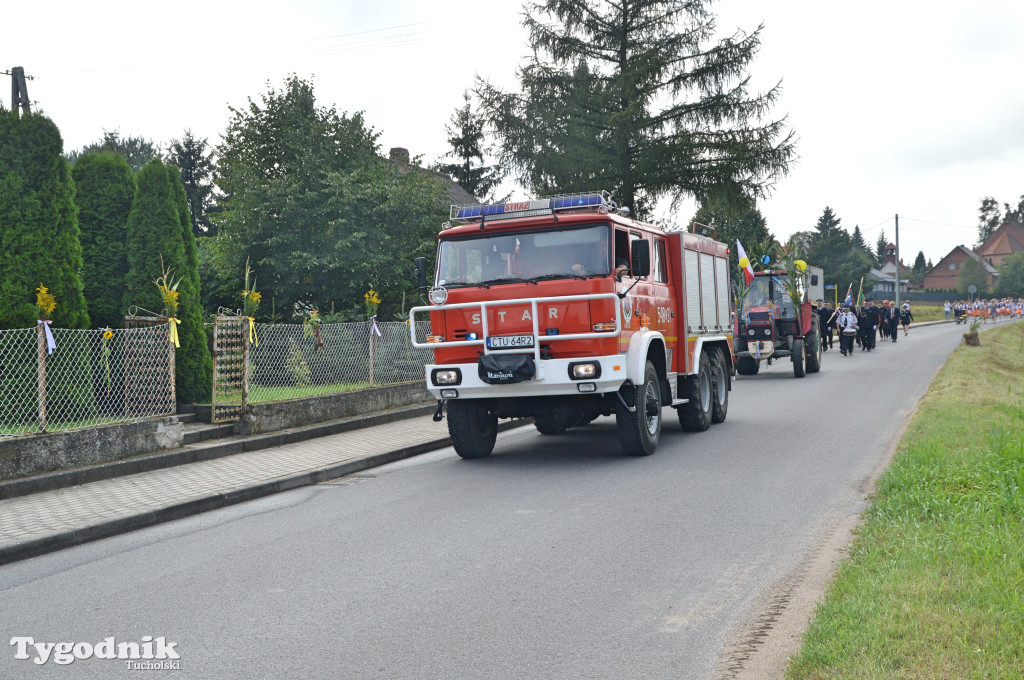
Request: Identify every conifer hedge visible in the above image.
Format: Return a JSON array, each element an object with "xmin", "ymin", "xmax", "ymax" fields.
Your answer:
[
  {"xmin": 0, "ymin": 109, "xmax": 89, "ymax": 329},
  {"xmin": 72, "ymin": 151, "xmax": 135, "ymax": 329},
  {"xmin": 126, "ymin": 159, "xmax": 211, "ymax": 403}
]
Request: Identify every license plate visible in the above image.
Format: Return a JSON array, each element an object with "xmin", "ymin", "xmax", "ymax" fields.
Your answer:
[{"xmin": 486, "ymin": 335, "xmax": 535, "ymax": 349}]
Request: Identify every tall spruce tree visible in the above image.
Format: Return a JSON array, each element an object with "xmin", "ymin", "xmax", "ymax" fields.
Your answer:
[
  {"xmin": 851, "ymin": 224, "xmax": 870, "ymax": 256},
  {"xmin": 435, "ymin": 92, "xmax": 501, "ymax": 201},
  {"xmin": 814, "ymin": 206, "xmax": 841, "ymax": 236},
  {"xmin": 167, "ymin": 130, "xmax": 217, "ymax": 237},
  {"xmin": 875, "ymin": 229, "xmax": 888, "ymax": 267},
  {"xmin": 0, "ymin": 109, "xmax": 89, "ymax": 329},
  {"xmin": 126, "ymin": 159, "xmax": 211, "ymax": 403},
  {"xmin": 72, "ymin": 151, "xmax": 135, "ymax": 329},
  {"xmin": 476, "ymin": 0, "xmax": 794, "ymax": 219}
]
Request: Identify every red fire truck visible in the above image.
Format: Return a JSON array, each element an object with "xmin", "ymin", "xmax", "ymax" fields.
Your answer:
[{"xmin": 409, "ymin": 191, "xmax": 734, "ymax": 459}]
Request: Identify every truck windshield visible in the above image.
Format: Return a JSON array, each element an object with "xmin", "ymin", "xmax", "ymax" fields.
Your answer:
[
  {"xmin": 740, "ymin": 275, "xmax": 798, "ymax": 320},
  {"xmin": 436, "ymin": 224, "xmax": 611, "ymax": 287}
]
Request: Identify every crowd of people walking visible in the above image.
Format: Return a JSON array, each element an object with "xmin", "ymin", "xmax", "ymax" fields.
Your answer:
[
  {"xmin": 948, "ymin": 299, "xmax": 1024, "ymax": 324},
  {"xmin": 816, "ymin": 299, "xmax": 914, "ymax": 357}
]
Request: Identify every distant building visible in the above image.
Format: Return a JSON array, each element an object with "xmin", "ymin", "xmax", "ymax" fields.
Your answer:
[
  {"xmin": 868, "ymin": 242, "xmax": 913, "ymax": 295},
  {"xmin": 921, "ymin": 245, "xmax": 998, "ymax": 291},
  {"xmin": 974, "ymin": 213, "xmax": 1024, "ymax": 268},
  {"xmin": 387, "ymin": 147, "xmax": 479, "ymax": 207}
]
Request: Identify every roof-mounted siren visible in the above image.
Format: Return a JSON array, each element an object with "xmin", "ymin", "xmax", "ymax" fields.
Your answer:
[{"xmin": 447, "ymin": 190, "xmax": 623, "ymax": 228}]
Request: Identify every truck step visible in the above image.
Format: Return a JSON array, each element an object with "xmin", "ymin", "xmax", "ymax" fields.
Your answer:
[{"xmin": 670, "ymin": 398, "xmax": 689, "ymax": 407}]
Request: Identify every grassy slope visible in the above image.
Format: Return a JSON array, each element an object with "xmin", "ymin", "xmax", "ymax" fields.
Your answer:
[{"xmin": 787, "ymin": 322, "xmax": 1024, "ymax": 679}]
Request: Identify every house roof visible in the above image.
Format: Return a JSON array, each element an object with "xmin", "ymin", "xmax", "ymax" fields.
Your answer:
[
  {"xmin": 386, "ymin": 147, "xmax": 480, "ymax": 208},
  {"xmin": 926, "ymin": 245, "xmax": 999, "ymax": 277},
  {"xmin": 976, "ymin": 218, "xmax": 1024, "ymax": 258}
]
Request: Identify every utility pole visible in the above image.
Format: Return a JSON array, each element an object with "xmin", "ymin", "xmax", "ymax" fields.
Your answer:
[
  {"xmin": 5, "ymin": 66, "xmax": 32, "ymax": 117},
  {"xmin": 894, "ymin": 214, "xmax": 900, "ymax": 310}
]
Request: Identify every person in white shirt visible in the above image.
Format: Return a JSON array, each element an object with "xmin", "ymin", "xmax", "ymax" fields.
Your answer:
[{"xmin": 837, "ymin": 305, "xmax": 859, "ymax": 356}]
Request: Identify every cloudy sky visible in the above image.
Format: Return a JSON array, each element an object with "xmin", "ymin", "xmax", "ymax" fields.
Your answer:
[{"xmin": 6, "ymin": 1, "xmax": 1022, "ymax": 266}]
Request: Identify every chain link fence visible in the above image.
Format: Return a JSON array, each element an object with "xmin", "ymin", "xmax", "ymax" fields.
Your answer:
[
  {"xmin": 244, "ymin": 320, "xmax": 433, "ymax": 405},
  {"xmin": 0, "ymin": 324, "xmax": 175, "ymax": 436}
]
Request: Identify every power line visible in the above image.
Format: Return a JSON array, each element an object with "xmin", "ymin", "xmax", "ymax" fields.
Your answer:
[{"xmin": 899, "ymin": 216, "xmax": 975, "ymax": 230}]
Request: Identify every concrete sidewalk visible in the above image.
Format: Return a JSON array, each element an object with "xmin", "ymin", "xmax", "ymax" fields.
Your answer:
[{"xmin": 0, "ymin": 409, "xmax": 521, "ymax": 566}]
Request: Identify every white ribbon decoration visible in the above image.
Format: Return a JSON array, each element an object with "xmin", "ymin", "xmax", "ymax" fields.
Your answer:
[
  {"xmin": 370, "ymin": 315, "xmax": 382, "ymax": 337},
  {"xmin": 37, "ymin": 319, "xmax": 56, "ymax": 354}
]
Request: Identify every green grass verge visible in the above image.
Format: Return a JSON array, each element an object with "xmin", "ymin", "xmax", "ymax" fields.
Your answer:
[{"xmin": 786, "ymin": 321, "xmax": 1024, "ymax": 679}]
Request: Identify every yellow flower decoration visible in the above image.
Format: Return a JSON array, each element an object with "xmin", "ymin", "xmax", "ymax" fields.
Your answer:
[
  {"xmin": 35, "ymin": 284, "xmax": 57, "ymax": 319},
  {"xmin": 103, "ymin": 330, "xmax": 113, "ymax": 341}
]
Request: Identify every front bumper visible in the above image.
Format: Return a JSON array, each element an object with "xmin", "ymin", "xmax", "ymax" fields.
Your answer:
[{"xmin": 425, "ymin": 355, "xmax": 627, "ymax": 400}]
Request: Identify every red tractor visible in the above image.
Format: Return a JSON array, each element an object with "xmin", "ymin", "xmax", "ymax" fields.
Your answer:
[{"xmin": 732, "ymin": 268, "xmax": 822, "ymax": 378}]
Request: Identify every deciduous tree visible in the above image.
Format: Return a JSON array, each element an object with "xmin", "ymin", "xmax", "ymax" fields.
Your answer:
[{"xmin": 213, "ymin": 75, "xmax": 450, "ymax": 320}]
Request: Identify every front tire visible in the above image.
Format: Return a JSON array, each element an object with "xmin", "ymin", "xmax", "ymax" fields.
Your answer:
[
  {"xmin": 447, "ymin": 401, "xmax": 497, "ymax": 459},
  {"xmin": 616, "ymin": 360, "xmax": 661, "ymax": 456},
  {"xmin": 735, "ymin": 355, "xmax": 759, "ymax": 375},
  {"xmin": 678, "ymin": 350, "xmax": 713, "ymax": 431},
  {"xmin": 792, "ymin": 338, "xmax": 806, "ymax": 378}
]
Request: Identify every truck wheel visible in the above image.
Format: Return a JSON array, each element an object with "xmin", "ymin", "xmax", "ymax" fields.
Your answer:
[
  {"xmin": 805, "ymin": 329, "xmax": 821, "ymax": 374},
  {"xmin": 678, "ymin": 350, "xmax": 712, "ymax": 432},
  {"xmin": 710, "ymin": 348, "xmax": 729, "ymax": 424},
  {"xmin": 447, "ymin": 401, "xmax": 497, "ymax": 459},
  {"xmin": 735, "ymin": 355, "xmax": 759, "ymax": 375},
  {"xmin": 616, "ymin": 360, "xmax": 661, "ymax": 456},
  {"xmin": 533, "ymin": 414, "xmax": 567, "ymax": 435},
  {"xmin": 792, "ymin": 338, "xmax": 806, "ymax": 378}
]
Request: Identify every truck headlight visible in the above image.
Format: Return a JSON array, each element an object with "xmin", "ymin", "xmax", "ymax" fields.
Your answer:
[
  {"xmin": 431, "ymin": 368, "xmax": 462, "ymax": 385},
  {"xmin": 569, "ymin": 362, "xmax": 601, "ymax": 379}
]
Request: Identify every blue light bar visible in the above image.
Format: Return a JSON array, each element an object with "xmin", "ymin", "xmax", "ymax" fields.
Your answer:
[{"xmin": 450, "ymin": 191, "xmax": 612, "ymax": 223}]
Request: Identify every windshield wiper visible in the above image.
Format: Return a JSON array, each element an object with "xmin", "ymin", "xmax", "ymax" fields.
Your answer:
[
  {"xmin": 476, "ymin": 277, "xmax": 529, "ymax": 287},
  {"xmin": 527, "ymin": 273, "xmax": 586, "ymax": 283}
]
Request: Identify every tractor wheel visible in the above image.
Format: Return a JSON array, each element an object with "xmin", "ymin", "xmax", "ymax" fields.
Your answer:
[
  {"xmin": 805, "ymin": 328, "xmax": 821, "ymax": 374},
  {"xmin": 616, "ymin": 360, "xmax": 661, "ymax": 456},
  {"xmin": 447, "ymin": 401, "xmax": 497, "ymax": 459},
  {"xmin": 792, "ymin": 338, "xmax": 806, "ymax": 378},
  {"xmin": 710, "ymin": 348, "xmax": 729, "ymax": 424},
  {"xmin": 678, "ymin": 350, "xmax": 713, "ymax": 432},
  {"xmin": 735, "ymin": 355, "xmax": 759, "ymax": 375}
]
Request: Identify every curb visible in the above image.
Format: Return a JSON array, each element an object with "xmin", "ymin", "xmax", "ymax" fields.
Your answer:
[
  {"xmin": 0, "ymin": 402, "xmax": 439, "ymax": 501},
  {"xmin": 0, "ymin": 418, "xmax": 529, "ymax": 566}
]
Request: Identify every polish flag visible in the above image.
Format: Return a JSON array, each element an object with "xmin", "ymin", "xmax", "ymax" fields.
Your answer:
[{"xmin": 736, "ymin": 240, "xmax": 755, "ymax": 285}]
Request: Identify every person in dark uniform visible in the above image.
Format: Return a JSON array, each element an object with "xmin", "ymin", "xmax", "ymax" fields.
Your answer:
[
  {"xmin": 884, "ymin": 301, "xmax": 899, "ymax": 342},
  {"xmin": 818, "ymin": 302, "xmax": 834, "ymax": 351},
  {"xmin": 860, "ymin": 299, "xmax": 880, "ymax": 351}
]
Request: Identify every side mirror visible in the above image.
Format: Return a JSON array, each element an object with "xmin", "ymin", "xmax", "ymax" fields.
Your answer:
[
  {"xmin": 810, "ymin": 274, "xmax": 819, "ymax": 286},
  {"xmin": 415, "ymin": 257, "xmax": 428, "ymax": 294},
  {"xmin": 630, "ymin": 239, "xmax": 651, "ymax": 278}
]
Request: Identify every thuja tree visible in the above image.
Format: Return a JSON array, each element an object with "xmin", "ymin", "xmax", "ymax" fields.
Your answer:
[
  {"xmin": 0, "ymin": 109, "xmax": 89, "ymax": 329},
  {"xmin": 126, "ymin": 159, "xmax": 211, "ymax": 403},
  {"xmin": 72, "ymin": 151, "xmax": 135, "ymax": 329}
]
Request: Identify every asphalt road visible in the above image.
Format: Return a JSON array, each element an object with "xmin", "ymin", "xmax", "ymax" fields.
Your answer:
[{"xmin": 0, "ymin": 322, "xmax": 968, "ymax": 680}]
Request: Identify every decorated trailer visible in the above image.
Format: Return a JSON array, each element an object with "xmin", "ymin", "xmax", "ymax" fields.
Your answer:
[{"xmin": 409, "ymin": 191, "xmax": 734, "ymax": 459}]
